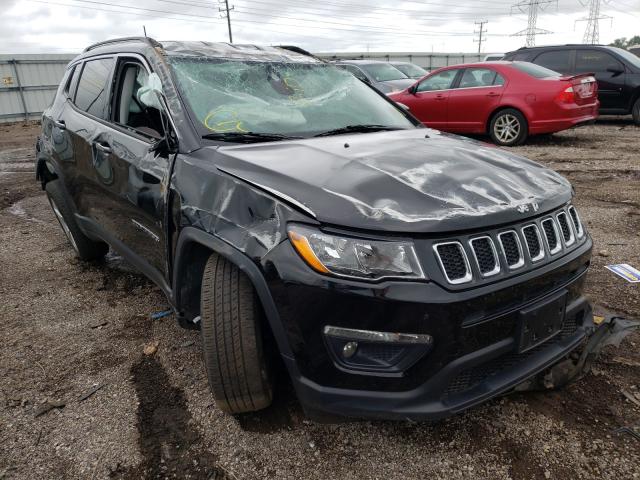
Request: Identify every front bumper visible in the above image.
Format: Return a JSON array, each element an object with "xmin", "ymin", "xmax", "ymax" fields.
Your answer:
[{"xmin": 265, "ymin": 233, "xmax": 593, "ymax": 421}]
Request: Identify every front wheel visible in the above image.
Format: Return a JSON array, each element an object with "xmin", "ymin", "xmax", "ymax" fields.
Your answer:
[
  {"xmin": 200, "ymin": 252, "xmax": 273, "ymax": 414},
  {"xmin": 489, "ymin": 109, "xmax": 528, "ymax": 146},
  {"xmin": 632, "ymin": 98, "xmax": 640, "ymax": 126}
]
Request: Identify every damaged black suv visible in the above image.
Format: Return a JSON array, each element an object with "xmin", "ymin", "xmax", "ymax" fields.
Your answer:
[{"xmin": 37, "ymin": 38, "xmax": 593, "ymax": 421}]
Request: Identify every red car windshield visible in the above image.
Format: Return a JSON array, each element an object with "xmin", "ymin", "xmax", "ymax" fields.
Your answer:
[{"xmin": 511, "ymin": 62, "xmax": 560, "ymax": 78}]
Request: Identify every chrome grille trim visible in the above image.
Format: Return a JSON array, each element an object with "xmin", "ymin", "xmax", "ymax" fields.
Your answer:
[
  {"xmin": 498, "ymin": 230, "xmax": 525, "ymax": 270},
  {"xmin": 541, "ymin": 218, "xmax": 562, "ymax": 255},
  {"xmin": 469, "ymin": 236, "xmax": 500, "ymax": 277},
  {"xmin": 433, "ymin": 241, "xmax": 473, "ymax": 285},
  {"xmin": 556, "ymin": 211, "xmax": 575, "ymax": 247},
  {"xmin": 568, "ymin": 206, "xmax": 584, "ymax": 238},
  {"xmin": 521, "ymin": 224, "xmax": 545, "ymax": 262}
]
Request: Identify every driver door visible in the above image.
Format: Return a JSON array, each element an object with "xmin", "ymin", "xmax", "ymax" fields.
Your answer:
[{"xmin": 402, "ymin": 69, "xmax": 459, "ymax": 129}]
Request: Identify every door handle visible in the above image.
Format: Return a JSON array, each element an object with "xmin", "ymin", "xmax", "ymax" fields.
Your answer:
[
  {"xmin": 435, "ymin": 95, "xmax": 447, "ymax": 101},
  {"xmin": 53, "ymin": 120, "xmax": 66, "ymax": 130},
  {"xmin": 486, "ymin": 92, "xmax": 500, "ymax": 97},
  {"xmin": 94, "ymin": 142, "xmax": 112, "ymax": 154}
]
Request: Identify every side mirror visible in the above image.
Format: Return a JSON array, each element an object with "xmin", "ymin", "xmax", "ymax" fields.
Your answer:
[{"xmin": 408, "ymin": 84, "xmax": 418, "ymax": 95}]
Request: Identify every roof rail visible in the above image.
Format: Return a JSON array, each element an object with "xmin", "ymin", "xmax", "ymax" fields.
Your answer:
[{"xmin": 83, "ymin": 36, "xmax": 162, "ymax": 53}]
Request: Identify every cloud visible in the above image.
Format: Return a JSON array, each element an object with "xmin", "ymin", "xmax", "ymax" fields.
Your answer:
[{"xmin": 1, "ymin": 0, "xmax": 638, "ymax": 54}]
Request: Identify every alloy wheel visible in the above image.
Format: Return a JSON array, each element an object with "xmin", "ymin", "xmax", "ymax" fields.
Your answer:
[{"xmin": 494, "ymin": 114, "xmax": 521, "ymax": 144}]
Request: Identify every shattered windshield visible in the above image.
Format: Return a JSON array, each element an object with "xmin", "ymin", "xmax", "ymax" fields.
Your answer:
[{"xmin": 168, "ymin": 57, "xmax": 414, "ymax": 138}]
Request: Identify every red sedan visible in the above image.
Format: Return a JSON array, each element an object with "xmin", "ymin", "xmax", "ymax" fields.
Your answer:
[{"xmin": 388, "ymin": 61, "xmax": 599, "ymax": 146}]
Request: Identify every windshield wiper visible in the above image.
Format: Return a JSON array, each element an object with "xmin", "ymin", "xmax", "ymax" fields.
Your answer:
[
  {"xmin": 314, "ymin": 125, "xmax": 403, "ymax": 137},
  {"xmin": 202, "ymin": 132, "xmax": 302, "ymax": 143}
]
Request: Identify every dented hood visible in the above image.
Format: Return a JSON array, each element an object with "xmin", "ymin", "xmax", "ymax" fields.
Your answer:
[{"xmin": 211, "ymin": 129, "xmax": 572, "ymax": 233}]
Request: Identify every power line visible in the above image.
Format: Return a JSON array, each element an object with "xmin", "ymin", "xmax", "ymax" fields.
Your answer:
[
  {"xmin": 219, "ymin": 0, "xmax": 234, "ymax": 43},
  {"xmin": 474, "ymin": 20, "xmax": 488, "ymax": 53},
  {"xmin": 511, "ymin": 0, "xmax": 556, "ymax": 47},
  {"xmin": 577, "ymin": 0, "xmax": 612, "ymax": 44}
]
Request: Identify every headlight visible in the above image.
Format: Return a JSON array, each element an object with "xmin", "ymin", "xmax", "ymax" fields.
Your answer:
[{"xmin": 287, "ymin": 224, "xmax": 426, "ymax": 281}]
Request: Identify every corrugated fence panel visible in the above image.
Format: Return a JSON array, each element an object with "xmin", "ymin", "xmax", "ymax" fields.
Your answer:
[
  {"xmin": 315, "ymin": 51, "xmax": 485, "ymax": 70},
  {"xmin": 0, "ymin": 54, "xmax": 74, "ymax": 123}
]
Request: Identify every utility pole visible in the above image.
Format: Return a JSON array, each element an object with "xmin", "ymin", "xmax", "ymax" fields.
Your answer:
[
  {"xmin": 474, "ymin": 20, "xmax": 488, "ymax": 54},
  {"xmin": 577, "ymin": 0, "xmax": 612, "ymax": 44},
  {"xmin": 219, "ymin": 0, "xmax": 234, "ymax": 43},
  {"xmin": 511, "ymin": 0, "xmax": 556, "ymax": 47}
]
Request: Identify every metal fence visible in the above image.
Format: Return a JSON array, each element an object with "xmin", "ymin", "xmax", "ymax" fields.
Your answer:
[
  {"xmin": 0, "ymin": 54, "xmax": 74, "ymax": 123},
  {"xmin": 315, "ymin": 51, "xmax": 486, "ymax": 70}
]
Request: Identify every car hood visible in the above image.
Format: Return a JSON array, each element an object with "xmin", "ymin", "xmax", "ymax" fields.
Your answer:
[{"xmin": 210, "ymin": 129, "xmax": 572, "ymax": 233}]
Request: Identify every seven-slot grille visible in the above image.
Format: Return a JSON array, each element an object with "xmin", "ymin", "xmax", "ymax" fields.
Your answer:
[
  {"xmin": 434, "ymin": 242, "xmax": 471, "ymax": 284},
  {"xmin": 433, "ymin": 205, "xmax": 585, "ymax": 285},
  {"xmin": 469, "ymin": 237, "xmax": 499, "ymax": 277},
  {"xmin": 556, "ymin": 212, "xmax": 575, "ymax": 246},
  {"xmin": 522, "ymin": 224, "xmax": 544, "ymax": 262},
  {"xmin": 541, "ymin": 218, "xmax": 561, "ymax": 254},
  {"xmin": 498, "ymin": 231, "xmax": 524, "ymax": 269}
]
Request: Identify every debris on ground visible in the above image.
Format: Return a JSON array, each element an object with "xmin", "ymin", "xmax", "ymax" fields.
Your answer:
[
  {"xmin": 77, "ymin": 384, "xmax": 104, "ymax": 402},
  {"xmin": 143, "ymin": 341, "xmax": 159, "ymax": 356},
  {"xmin": 33, "ymin": 400, "xmax": 65, "ymax": 417},
  {"xmin": 150, "ymin": 309, "xmax": 172, "ymax": 320}
]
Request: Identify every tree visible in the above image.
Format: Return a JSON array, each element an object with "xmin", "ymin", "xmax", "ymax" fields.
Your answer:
[{"xmin": 609, "ymin": 36, "xmax": 640, "ymax": 48}]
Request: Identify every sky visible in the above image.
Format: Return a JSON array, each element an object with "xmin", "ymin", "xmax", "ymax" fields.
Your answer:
[{"xmin": 1, "ymin": 0, "xmax": 639, "ymax": 55}]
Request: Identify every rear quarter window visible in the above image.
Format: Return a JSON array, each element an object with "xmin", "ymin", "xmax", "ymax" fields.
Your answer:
[
  {"xmin": 532, "ymin": 50, "xmax": 572, "ymax": 73},
  {"xmin": 74, "ymin": 57, "xmax": 115, "ymax": 120}
]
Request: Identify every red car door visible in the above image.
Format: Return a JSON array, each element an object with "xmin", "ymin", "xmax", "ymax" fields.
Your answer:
[
  {"xmin": 447, "ymin": 67, "xmax": 506, "ymax": 133},
  {"xmin": 398, "ymin": 69, "xmax": 458, "ymax": 129}
]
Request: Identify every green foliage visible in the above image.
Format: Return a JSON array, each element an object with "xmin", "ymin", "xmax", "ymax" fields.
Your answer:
[{"xmin": 609, "ymin": 36, "xmax": 640, "ymax": 48}]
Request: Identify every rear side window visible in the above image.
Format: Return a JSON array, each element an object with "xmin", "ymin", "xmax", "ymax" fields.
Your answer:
[
  {"xmin": 458, "ymin": 68, "xmax": 498, "ymax": 88},
  {"xmin": 533, "ymin": 50, "xmax": 571, "ymax": 73},
  {"xmin": 575, "ymin": 50, "xmax": 624, "ymax": 73},
  {"xmin": 512, "ymin": 61, "xmax": 559, "ymax": 78},
  {"xmin": 74, "ymin": 58, "xmax": 115, "ymax": 119},
  {"xmin": 63, "ymin": 66, "xmax": 77, "ymax": 95}
]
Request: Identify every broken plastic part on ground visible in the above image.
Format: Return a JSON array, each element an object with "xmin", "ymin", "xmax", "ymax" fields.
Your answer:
[{"xmin": 515, "ymin": 314, "xmax": 640, "ymax": 392}]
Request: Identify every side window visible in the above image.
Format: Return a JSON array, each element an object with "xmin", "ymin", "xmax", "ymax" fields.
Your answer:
[
  {"xmin": 532, "ymin": 50, "xmax": 571, "ymax": 73},
  {"xmin": 416, "ymin": 70, "xmax": 457, "ymax": 92},
  {"xmin": 113, "ymin": 61, "xmax": 165, "ymax": 139},
  {"xmin": 575, "ymin": 50, "xmax": 624, "ymax": 73},
  {"xmin": 512, "ymin": 52, "xmax": 531, "ymax": 62},
  {"xmin": 458, "ymin": 68, "xmax": 497, "ymax": 88},
  {"xmin": 342, "ymin": 65, "xmax": 368, "ymax": 82},
  {"xmin": 74, "ymin": 58, "xmax": 115, "ymax": 119}
]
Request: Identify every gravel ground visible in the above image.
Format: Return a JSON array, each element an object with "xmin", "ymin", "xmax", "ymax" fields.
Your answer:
[{"xmin": 0, "ymin": 120, "xmax": 639, "ymax": 480}]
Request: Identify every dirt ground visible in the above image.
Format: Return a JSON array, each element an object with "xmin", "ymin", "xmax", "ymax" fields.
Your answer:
[{"xmin": 0, "ymin": 120, "xmax": 639, "ymax": 480}]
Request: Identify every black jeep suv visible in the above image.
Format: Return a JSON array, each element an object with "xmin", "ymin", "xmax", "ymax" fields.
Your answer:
[
  {"xmin": 503, "ymin": 44, "xmax": 640, "ymax": 124},
  {"xmin": 37, "ymin": 38, "xmax": 593, "ymax": 421}
]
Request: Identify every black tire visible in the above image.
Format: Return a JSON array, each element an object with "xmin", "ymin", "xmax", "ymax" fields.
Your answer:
[
  {"xmin": 632, "ymin": 98, "xmax": 640, "ymax": 126},
  {"xmin": 200, "ymin": 253, "xmax": 273, "ymax": 414},
  {"xmin": 45, "ymin": 179, "xmax": 109, "ymax": 261},
  {"xmin": 489, "ymin": 108, "xmax": 529, "ymax": 146}
]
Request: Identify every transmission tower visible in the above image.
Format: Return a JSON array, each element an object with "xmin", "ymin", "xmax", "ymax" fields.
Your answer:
[
  {"xmin": 474, "ymin": 20, "xmax": 488, "ymax": 54},
  {"xmin": 511, "ymin": 0, "xmax": 556, "ymax": 47},
  {"xmin": 577, "ymin": 0, "xmax": 612, "ymax": 44}
]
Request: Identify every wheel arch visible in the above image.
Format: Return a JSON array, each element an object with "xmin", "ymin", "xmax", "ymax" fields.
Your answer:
[
  {"xmin": 172, "ymin": 227, "xmax": 295, "ymax": 359},
  {"xmin": 35, "ymin": 154, "xmax": 59, "ymax": 189},
  {"xmin": 486, "ymin": 105, "xmax": 529, "ymax": 134}
]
